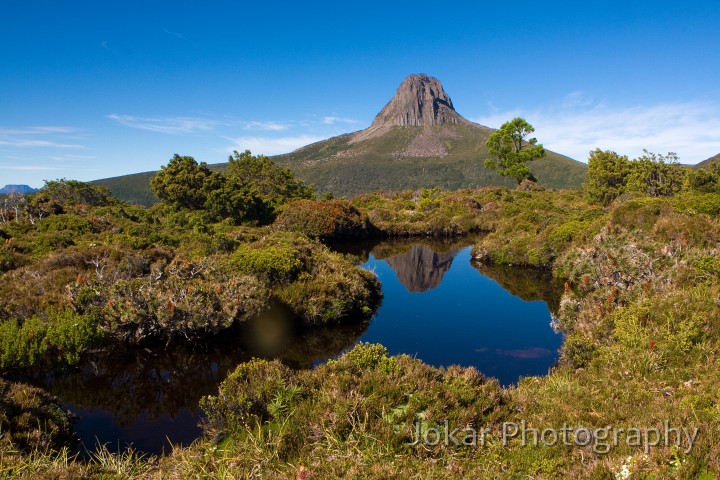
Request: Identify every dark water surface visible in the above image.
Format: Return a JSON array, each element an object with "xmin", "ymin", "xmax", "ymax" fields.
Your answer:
[
  {"xmin": 345, "ymin": 238, "xmax": 563, "ymax": 386},
  {"xmin": 25, "ymin": 237, "xmax": 562, "ymax": 455}
]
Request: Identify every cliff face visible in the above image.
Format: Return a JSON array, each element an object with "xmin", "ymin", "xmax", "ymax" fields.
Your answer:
[
  {"xmin": 385, "ymin": 244, "xmax": 458, "ymax": 292},
  {"xmin": 369, "ymin": 74, "xmax": 469, "ymax": 128}
]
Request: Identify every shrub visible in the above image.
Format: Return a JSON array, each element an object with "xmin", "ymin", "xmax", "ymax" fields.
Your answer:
[
  {"xmin": 0, "ymin": 378, "xmax": 75, "ymax": 451},
  {"xmin": 35, "ymin": 214, "xmax": 95, "ymax": 235},
  {"xmin": 561, "ymin": 334, "xmax": 596, "ymax": 368},
  {"xmin": 273, "ymin": 199, "xmax": 369, "ymax": 241},
  {"xmin": 232, "ymin": 243, "xmax": 304, "ymax": 282},
  {"xmin": 684, "ymin": 193, "xmax": 720, "ymax": 217},
  {"xmin": 548, "ymin": 220, "xmax": 587, "ymax": 251},
  {"xmin": 342, "ymin": 342, "xmax": 398, "ymax": 373},
  {"xmin": 0, "ymin": 309, "xmax": 105, "ymax": 369},
  {"xmin": 609, "ymin": 197, "xmax": 670, "ymax": 230},
  {"xmin": 200, "ymin": 359, "xmax": 297, "ymax": 435}
]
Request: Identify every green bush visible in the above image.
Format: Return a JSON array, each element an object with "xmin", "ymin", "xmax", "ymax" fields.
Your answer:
[
  {"xmin": 200, "ymin": 359, "xmax": 297, "ymax": 434},
  {"xmin": 685, "ymin": 193, "xmax": 720, "ymax": 217},
  {"xmin": 561, "ymin": 334, "xmax": 596, "ymax": 368},
  {"xmin": 36, "ymin": 214, "xmax": 95, "ymax": 234},
  {"xmin": 548, "ymin": 220, "xmax": 587, "ymax": 251},
  {"xmin": 342, "ymin": 342, "xmax": 398, "ymax": 373},
  {"xmin": 232, "ymin": 243, "xmax": 303, "ymax": 282},
  {"xmin": 273, "ymin": 199, "xmax": 369, "ymax": 241},
  {"xmin": 0, "ymin": 309, "xmax": 105, "ymax": 369},
  {"xmin": 610, "ymin": 197, "xmax": 670, "ymax": 230}
]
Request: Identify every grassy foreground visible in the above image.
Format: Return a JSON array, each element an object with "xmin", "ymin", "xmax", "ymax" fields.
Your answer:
[{"xmin": 2, "ymin": 186, "xmax": 720, "ymax": 478}]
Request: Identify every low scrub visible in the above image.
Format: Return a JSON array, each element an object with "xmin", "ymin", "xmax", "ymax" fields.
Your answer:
[{"xmin": 273, "ymin": 198, "xmax": 370, "ymax": 241}]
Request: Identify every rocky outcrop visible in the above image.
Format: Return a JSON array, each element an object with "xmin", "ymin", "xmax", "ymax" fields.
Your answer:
[
  {"xmin": 371, "ymin": 74, "xmax": 469, "ymax": 128},
  {"xmin": 385, "ymin": 244, "xmax": 458, "ymax": 292},
  {"xmin": 351, "ymin": 74, "xmax": 472, "ymax": 144}
]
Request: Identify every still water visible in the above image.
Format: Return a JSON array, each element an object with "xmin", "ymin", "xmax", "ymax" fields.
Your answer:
[{"xmin": 26, "ymin": 238, "xmax": 562, "ymax": 455}]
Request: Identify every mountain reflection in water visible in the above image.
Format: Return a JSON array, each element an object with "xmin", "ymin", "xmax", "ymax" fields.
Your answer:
[{"xmin": 385, "ymin": 244, "xmax": 458, "ymax": 292}]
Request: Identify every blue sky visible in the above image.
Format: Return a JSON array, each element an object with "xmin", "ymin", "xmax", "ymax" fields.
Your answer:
[{"xmin": 2, "ymin": 0, "xmax": 719, "ymax": 187}]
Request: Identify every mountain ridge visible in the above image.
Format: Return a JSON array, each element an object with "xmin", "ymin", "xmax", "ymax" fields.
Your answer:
[{"xmin": 0, "ymin": 184, "xmax": 39, "ymax": 195}]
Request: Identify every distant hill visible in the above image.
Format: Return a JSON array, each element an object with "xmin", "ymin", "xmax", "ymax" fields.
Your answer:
[
  {"xmin": 0, "ymin": 184, "xmax": 38, "ymax": 195},
  {"xmin": 93, "ymin": 74, "xmax": 587, "ymax": 204},
  {"xmin": 697, "ymin": 153, "xmax": 720, "ymax": 169},
  {"xmin": 93, "ymin": 171, "xmax": 160, "ymax": 207}
]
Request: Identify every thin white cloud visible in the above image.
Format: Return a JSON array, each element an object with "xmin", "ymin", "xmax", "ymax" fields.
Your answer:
[
  {"xmin": 241, "ymin": 121, "xmax": 291, "ymax": 131},
  {"xmin": 0, "ymin": 165, "xmax": 64, "ymax": 171},
  {"xmin": 107, "ymin": 114, "xmax": 218, "ymax": 135},
  {"xmin": 0, "ymin": 126, "xmax": 78, "ymax": 135},
  {"xmin": 473, "ymin": 97, "xmax": 720, "ymax": 164},
  {"xmin": 0, "ymin": 139, "xmax": 85, "ymax": 149},
  {"xmin": 0, "ymin": 126, "xmax": 86, "ymax": 149},
  {"xmin": 226, "ymin": 135, "xmax": 327, "ymax": 156},
  {"xmin": 321, "ymin": 115, "xmax": 358, "ymax": 125},
  {"xmin": 164, "ymin": 28, "xmax": 186, "ymax": 40}
]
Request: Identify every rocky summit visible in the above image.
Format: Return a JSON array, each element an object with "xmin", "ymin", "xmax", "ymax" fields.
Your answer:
[{"xmin": 370, "ymin": 74, "xmax": 468, "ymax": 128}]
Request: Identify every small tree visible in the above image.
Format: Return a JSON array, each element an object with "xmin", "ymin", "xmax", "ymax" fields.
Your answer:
[
  {"xmin": 584, "ymin": 149, "xmax": 631, "ymax": 205},
  {"xmin": 151, "ymin": 151, "xmax": 314, "ymax": 226},
  {"xmin": 23, "ymin": 179, "xmax": 116, "ymax": 221},
  {"xmin": 226, "ymin": 150, "xmax": 314, "ymax": 211},
  {"xmin": 626, "ymin": 150, "xmax": 684, "ymax": 197},
  {"xmin": 485, "ymin": 117, "xmax": 545, "ymax": 184},
  {"xmin": 150, "ymin": 155, "xmax": 219, "ymax": 211}
]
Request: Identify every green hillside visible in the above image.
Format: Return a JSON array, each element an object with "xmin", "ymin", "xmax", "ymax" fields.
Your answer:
[
  {"xmin": 95, "ymin": 125, "xmax": 587, "ymax": 205},
  {"xmin": 697, "ymin": 153, "xmax": 720, "ymax": 168},
  {"xmin": 273, "ymin": 124, "xmax": 587, "ymax": 197}
]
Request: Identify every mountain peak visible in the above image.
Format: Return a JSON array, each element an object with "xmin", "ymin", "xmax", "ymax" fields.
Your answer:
[
  {"xmin": 0, "ymin": 184, "xmax": 38, "ymax": 195},
  {"xmin": 370, "ymin": 74, "xmax": 468, "ymax": 128}
]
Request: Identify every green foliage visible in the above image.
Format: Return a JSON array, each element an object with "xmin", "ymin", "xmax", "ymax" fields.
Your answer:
[
  {"xmin": 417, "ymin": 186, "xmax": 441, "ymax": 211},
  {"xmin": 485, "ymin": 117, "xmax": 546, "ymax": 183},
  {"xmin": 26, "ymin": 179, "xmax": 117, "ymax": 219},
  {"xmin": 203, "ymin": 177, "xmax": 273, "ymax": 226},
  {"xmin": 0, "ymin": 309, "xmax": 105, "ymax": 369},
  {"xmin": 226, "ymin": 149, "xmax": 315, "ymax": 211},
  {"xmin": 150, "ymin": 151, "xmax": 313, "ymax": 225},
  {"xmin": 342, "ymin": 342, "xmax": 398, "ymax": 373},
  {"xmin": 683, "ymin": 192, "xmax": 720, "ymax": 216},
  {"xmin": 35, "ymin": 213, "xmax": 95, "ymax": 235},
  {"xmin": 584, "ymin": 149, "xmax": 631, "ymax": 205},
  {"xmin": 273, "ymin": 198, "xmax": 369, "ymax": 241},
  {"xmin": 548, "ymin": 220, "xmax": 588, "ymax": 251},
  {"xmin": 686, "ymin": 162, "xmax": 720, "ymax": 193},
  {"xmin": 150, "ymin": 154, "xmax": 219, "ymax": 211},
  {"xmin": 0, "ymin": 378, "xmax": 75, "ymax": 451},
  {"xmin": 610, "ymin": 197, "xmax": 670, "ymax": 230},
  {"xmin": 625, "ymin": 150, "xmax": 685, "ymax": 197},
  {"xmin": 232, "ymin": 243, "xmax": 304, "ymax": 282}
]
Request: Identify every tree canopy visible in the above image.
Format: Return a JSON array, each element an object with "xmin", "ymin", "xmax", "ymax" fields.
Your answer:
[
  {"xmin": 150, "ymin": 151, "xmax": 315, "ymax": 225},
  {"xmin": 583, "ymin": 149, "xmax": 631, "ymax": 205},
  {"xmin": 584, "ymin": 149, "xmax": 690, "ymax": 205},
  {"xmin": 485, "ymin": 117, "xmax": 545, "ymax": 184}
]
